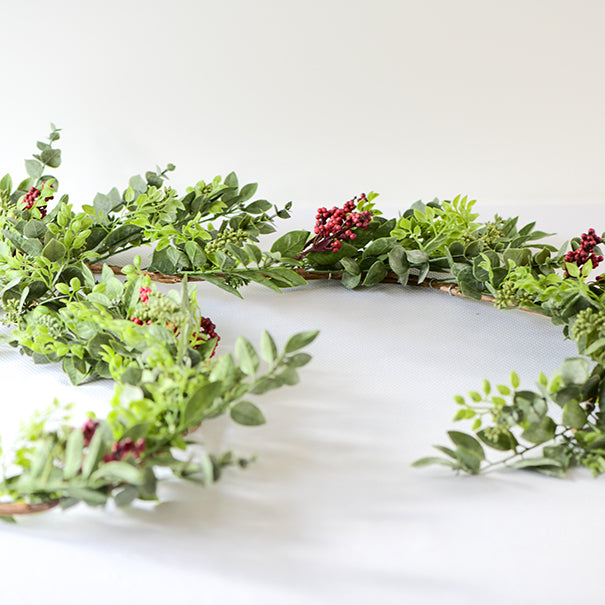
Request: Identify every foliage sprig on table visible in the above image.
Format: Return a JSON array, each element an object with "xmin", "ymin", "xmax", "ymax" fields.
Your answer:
[{"xmin": 0, "ymin": 126, "xmax": 604, "ymax": 520}]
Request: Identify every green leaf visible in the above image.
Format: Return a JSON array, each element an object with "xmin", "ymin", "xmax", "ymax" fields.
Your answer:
[
  {"xmin": 183, "ymin": 382, "xmax": 224, "ymax": 427},
  {"xmin": 477, "ymin": 428, "xmax": 518, "ymax": 451},
  {"xmin": 411, "ymin": 457, "xmax": 456, "ymax": 469},
  {"xmin": 270, "ymin": 230, "xmax": 309, "ymax": 257},
  {"xmin": 306, "ymin": 242, "xmax": 358, "ymax": 266},
  {"xmin": 65, "ymin": 487, "xmax": 107, "ymax": 506},
  {"xmin": 510, "ymin": 457, "xmax": 566, "ymax": 477},
  {"xmin": 339, "ymin": 257, "xmax": 361, "ymax": 276},
  {"xmin": 224, "ymin": 172, "xmax": 238, "ymax": 188},
  {"xmin": 287, "ymin": 353, "xmax": 312, "ymax": 367},
  {"xmin": 362, "ymin": 237, "xmax": 395, "ymax": 258},
  {"xmin": 2, "ymin": 229, "xmax": 41, "ymax": 256},
  {"xmin": 259, "ymin": 330, "xmax": 278, "ymax": 364},
  {"xmin": 23, "ymin": 219, "xmax": 47, "ymax": 239},
  {"xmin": 230, "ymin": 401, "xmax": 266, "ymax": 426},
  {"xmin": 388, "ymin": 246, "xmax": 409, "ymax": 276},
  {"xmin": 91, "ymin": 461, "xmax": 143, "ymax": 486},
  {"xmin": 239, "ymin": 183, "xmax": 258, "ymax": 202},
  {"xmin": 405, "ymin": 249, "xmax": 429, "ymax": 266},
  {"xmin": 184, "ymin": 241, "xmax": 206, "ymax": 267},
  {"xmin": 63, "ymin": 429, "xmax": 84, "ymax": 480},
  {"xmin": 235, "ymin": 336, "xmax": 259, "ymax": 376},
  {"xmin": 562, "ymin": 401, "xmax": 588, "ymax": 429},
  {"xmin": 448, "ymin": 431, "xmax": 485, "ymax": 460},
  {"xmin": 510, "ymin": 371, "xmax": 520, "ymax": 389},
  {"xmin": 101, "ymin": 224, "xmax": 142, "ymax": 250},
  {"xmin": 560, "ymin": 357, "xmax": 590, "ymax": 386},
  {"xmin": 0, "ymin": 173, "xmax": 13, "ymax": 193},
  {"xmin": 514, "ymin": 390, "xmax": 547, "ymax": 424},
  {"xmin": 243, "ymin": 243, "xmax": 262, "ymax": 264},
  {"xmin": 62, "ymin": 356, "xmax": 92, "ymax": 385},
  {"xmin": 522, "ymin": 416, "xmax": 556, "ymax": 444},
  {"xmin": 42, "ymin": 238, "xmax": 66, "ymax": 262},
  {"xmin": 40, "ymin": 148, "xmax": 61, "ymax": 168},
  {"xmin": 341, "ymin": 271, "xmax": 361, "ymax": 289},
  {"xmin": 25, "ymin": 159, "xmax": 43, "ymax": 179},
  {"xmin": 82, "ymin": 430, "xmax": 105, "ymax": 478},
  {"xmin": 504, "ymin": 248, "xmax": 532, "ymax": 267},
  {"xmin": 565, "ymin": 262, "xmax": 581, "ymax": 278},
  {"xmin": 244, "ymin": 200, "xmax": 272, "ymax": 214},
  {"xmin": 114, "ymin": 485, "xmax": 139, "ymax": 508},
  {"xmin": 149, "ymin": 246, "xmax": 188, "ymax": 275},
  {"xmin": 285, "ymin": 330, "xmax": 319, "ymax": 353},
  {"xmin": 362, "ymin": 260, "xmax": 387, "ymax": 286},
  {"xmin": 456, "ymin": 266, "xmax": 483, "ymax": 300}
]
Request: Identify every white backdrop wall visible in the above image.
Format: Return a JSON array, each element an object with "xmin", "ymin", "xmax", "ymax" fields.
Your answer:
[{"xmin": 0, "ymin": 0, "xmax": 603, "ymax": 211}]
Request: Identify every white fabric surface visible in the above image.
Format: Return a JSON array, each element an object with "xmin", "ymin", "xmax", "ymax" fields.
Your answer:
[{"xmin": 0, "ymin": 205, "xmax": 602, "ymax": 604}]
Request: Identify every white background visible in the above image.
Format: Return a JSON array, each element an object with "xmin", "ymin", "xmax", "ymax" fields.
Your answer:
[
  {"xmin": 0, "ymin": 2, "xmax": 604, "ymax": 604},
  {"xmin": 0, "ymin": 0, "xmax": 604, "ymax": 208}
]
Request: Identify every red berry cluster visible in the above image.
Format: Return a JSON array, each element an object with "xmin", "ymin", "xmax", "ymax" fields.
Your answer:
[
  {"xmin": 103, "ymin": 437, "xmax": 146, "ymax": 463},
  {"xmin": 82, "ymin": 419, "xmax": 99, "ymax": 447},
  {"xmin": 296, "ymin": 194, "xmax": 372, "ymax": 259},
  {"xmin": 22, "ymin": 183, "xmax": 53, "ymax": 218},
  {"xmin": 131, "ymin": 287, "xmax": 153, "ymax": 325},
  {"xmin": 82, "ymin": 412, "xmax": 146, "ymax": 466},
  {"xmin": 313, "ymin": 194, "xmax": 372, "ymax": 252},
  {"xmin": 565, "ymin": 228, "xmax": 603, "ymax": 277},
  {"xmin": 139, "ymin": 286, "xmax": 151, "ymax": 304},
  {"xmin": 198, "ymin": 316, "xmax": 220, "ymax": 357}
]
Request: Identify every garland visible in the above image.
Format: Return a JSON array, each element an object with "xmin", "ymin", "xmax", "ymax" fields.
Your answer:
[{"xmin": 1, "ymin": 126, "xmax": 604, "ymax": 520}]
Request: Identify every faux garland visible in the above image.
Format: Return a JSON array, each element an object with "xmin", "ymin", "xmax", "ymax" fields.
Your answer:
[{"xmin": 1, "ymin": 126, "xmax": 604, "ymax": 521}]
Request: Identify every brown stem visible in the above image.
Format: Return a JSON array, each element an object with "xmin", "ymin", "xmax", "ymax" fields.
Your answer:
[
  {"xmin": 0, "ymin": 499, "xmax": 60, "ymax": 516},
  {"xmin": 87, "ymin": 263, "xmax": 543, "ymax": 313}
]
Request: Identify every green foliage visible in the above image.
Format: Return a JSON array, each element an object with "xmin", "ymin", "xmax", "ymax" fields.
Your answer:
[
  {"xmin": 0, "ymin": 273, "xmax": 318, "ymax": 512},
  {"xmin": 415, "ymin": 359, "xmax": 605, "ymax": 477},
  {"xmin": 0, "ymin": 128, "xmax": 320, "ymax": 515}
]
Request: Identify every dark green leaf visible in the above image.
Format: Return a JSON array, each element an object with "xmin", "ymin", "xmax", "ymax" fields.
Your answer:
[
  {"xmin": 270, "ymin": 230, "xmax": 309, "ymax": 258},
  {"xmin": 23, "ymin": 219, "xmax": 46, "ymax": 239},
  {"xmin": 239, "ymin": 183, "xmax": 258, "ymax": 202},
  {"xmin": 448, "ymin": 431, "xmax": 485, "ymax": 460},
  {"xmin": 244, "ymin": 200, "xmax": 272, "ymax": 214},
  {"xmin": 184, "ymin": 381, "xmax": 224, "ymax": 427},
  {"xmin": 339, "ymin": 257, "xmax": 361, "ymax": 276},
  {"xmin": 230, "ymin": 401, "xmax": 266, "ymax": 426},
  {"xmin": 341, "ymin": 271, "xmax": 361, "ymax": 289},
  {"xmin": 514, "ymin": 390, "xmax": 547, "ymax": 424},
  {"xmin": 184, "ymin": 241, "xmax": 206, "ymax": 267},
  {"xmin": 388, "ymin": 246, "xmax": 409, "ymax": 276},
  {"xmin": 362, "ymin": 260, "xmax": 387, "ymax": 286},
  {"xmin": 362, "ymin": 237, "xmax": 395, "ymax": 258},
  {"xmin": 477, "ymin": 428, "xmax": 518, "ymax": 451}
]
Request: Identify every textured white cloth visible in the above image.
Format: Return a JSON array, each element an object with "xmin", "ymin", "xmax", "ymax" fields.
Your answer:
[{"xmin": 0, "ymin": 205, "xmax": 601, "ymax": 605}]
